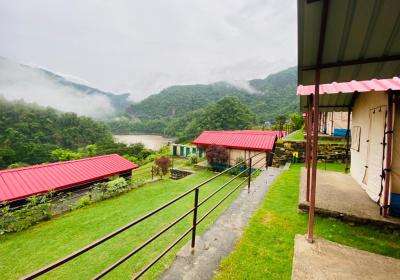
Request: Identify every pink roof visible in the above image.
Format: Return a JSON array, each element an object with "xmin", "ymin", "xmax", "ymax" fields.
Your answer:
[
  {"xmin": 0, "ymin": 154, "xmax": 138, "ymax": 202},
  {"xmin": 192, "ymin": 130, "xmax": 278, "ymax": 151},
  {"xmin": 297, "ymin": 77, "xmax": 400, "ymax": 95}
]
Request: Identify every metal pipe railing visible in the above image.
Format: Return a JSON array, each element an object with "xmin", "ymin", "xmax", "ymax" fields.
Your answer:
[{"xmin": 23, "ymin": 152, "xmax": 267, "ymax": 280}]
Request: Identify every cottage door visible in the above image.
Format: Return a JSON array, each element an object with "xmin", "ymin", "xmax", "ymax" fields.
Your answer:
[{"xmin": 365, "ymin": 108, "xmax": 386, "ymax": 202}]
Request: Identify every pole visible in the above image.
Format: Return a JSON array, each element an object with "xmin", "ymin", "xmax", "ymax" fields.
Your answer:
[
  {"xmin": 307, "ymin": 70, "xmax": 320, "ymax": 243},
  {"xmin": 247, "ymin": 157, "xmax": 252, "ymax": 193},
  {"xmin": 383, "ymin": 91, "xmax": 394, "ymax": 217},
  {"xmin": 306, "ymin": 96, "xmax": 312, "ymax": 202},
  {"xmin": 191, "ymin": 188, "xmax": 199, "ymax": 250},
  {"xmin": 307, "ymin": 0, "xmax": 330, "ymax": 243}
]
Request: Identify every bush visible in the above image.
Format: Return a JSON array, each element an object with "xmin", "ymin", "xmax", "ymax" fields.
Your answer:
[
  {"xmin": 229, "ymin": 156, "xmax": 247, "ymax": 175},
  {"xmin": 155, "ymin": 156, "xmax": 172, "ymax": 178},
  {"xmin": 0, "ymin": 177, "xmax": 144, "ymax": 234},
  {"xmin": 75, "ymin": 195, "xmax": 91, "ymax": 209},
  {"xmin": 123, "ymin": 154, "xmax": 139, "ymax": 164},
  {"xmin": 206, "ymin": 145, "xmax": 229, "ymax": 171},
  {"xmin": 0, "ymin": 194, "xmax": 52, "ymax": 234},
  {"xmin": 7, "ymin": 162, "xmax": 29, "ymax": 169},
  {"xmin": 189, "ymin": 154, "xmax": 199, "ymax": 165}
]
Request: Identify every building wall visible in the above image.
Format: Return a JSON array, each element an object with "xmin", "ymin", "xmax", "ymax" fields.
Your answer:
[
  {"xmin": 351, "ymin": 92, "xmax": 400, "ymax": 203},
  {"xmin": 228, "ymin": 149, "xmax": 267, "ymax": 169},
  {"xmin": 392, "ymin": 99, "xmax": 400, "ymax": 194},
  {"xmin": 325, "ymin": 111, "xmax": 350, "ymax": 135}
]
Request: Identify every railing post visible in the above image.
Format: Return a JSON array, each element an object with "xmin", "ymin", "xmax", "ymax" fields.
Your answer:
[
  {"xmin": 191, "ymin": 188, "xmax": 199, "ymax": 251},
  {"xmin": 247, "ymin": 158, "xmax": 252, "ymax": 193}
]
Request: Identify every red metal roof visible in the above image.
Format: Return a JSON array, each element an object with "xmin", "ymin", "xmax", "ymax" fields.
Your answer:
[
  {"xmin": 0, "ymin": 154, "xmax": 138, "ymax": 202},
  {"xmin": 297, "ymin": 77, "xmax": 400, "ymax": 95},
  {"xmin": 192, "ymin": 130, "xmax": 278, "ymax": 152}
]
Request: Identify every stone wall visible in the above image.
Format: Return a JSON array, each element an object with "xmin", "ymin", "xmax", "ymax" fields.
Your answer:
[{"xmin": 272, "ymin": 140, "xmax": 348, "ymax": 167}]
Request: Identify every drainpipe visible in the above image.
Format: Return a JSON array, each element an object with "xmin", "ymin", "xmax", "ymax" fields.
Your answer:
[{"xmin": 382, "ymin": 90, "xmax": 394, "ymax": 217}]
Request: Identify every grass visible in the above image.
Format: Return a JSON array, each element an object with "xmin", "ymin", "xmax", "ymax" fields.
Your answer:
[
  {"xmin": 131, "ymin": 157, "xmax": 192, "ymax": 182},
  {"xmin": 316, "ymin": 161, "xmax": 347, "ymax": 173},
  {"xmin": 0, "ymin": 163, "xmax": 246, "ymax": 279},
  {"xmin": 284, "ymin": 129, "xmax": 305, "ymax": 141},
  {"xmin": 283, "ymin": 128, "xmax": 347, "ymax": 144},
  {"xmin": 214, "ymin": 164, "xmax": 400, "ymax": 280}
]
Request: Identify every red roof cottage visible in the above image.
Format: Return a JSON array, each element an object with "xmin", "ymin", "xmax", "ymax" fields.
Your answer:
[
  {"xmin": 0, "ymin": 154, "xmax": 138, "ymax": 202},
  {"xmin": 192, "ymin": 130, "xmax": 282, "ymax": 168}
]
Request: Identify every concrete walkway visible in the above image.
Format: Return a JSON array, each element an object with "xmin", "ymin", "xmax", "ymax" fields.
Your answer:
[
  {"xmin": 161, "ymin": 167, "xmax": 282, "ymax": 280},
  {"xmin": 292, "ymin": 234, "xmax": 400, "ymax": 280},
  {"xmin": 298, "ymin": 168, "xmax": 400, "ymax": 228}
]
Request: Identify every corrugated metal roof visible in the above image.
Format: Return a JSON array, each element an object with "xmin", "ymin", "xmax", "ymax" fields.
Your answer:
[
  {"xmin": 298, "ymin": 0, "xmax": 400, "ymax": 86},
  {"xmin": 192, "ymin": 130, "xmax": 278, "ymax": 152},
  {"xmin": 0, "ymin": 154, "xmax": 138, "ymax": 202},
  {"xmin": 297, "ymin": 77, "xmax": 400, "ymax": 112},
  {"xmin": 298, "ymin": 77, "xmax": 400, "ymax": 95}
]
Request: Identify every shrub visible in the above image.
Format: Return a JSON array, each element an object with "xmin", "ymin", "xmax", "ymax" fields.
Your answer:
[
  {"xmin": 123, "ymin": 154, "xmax": 139, "ymax": 164},
  {"xmin": 206, "ymin": 145, "xmax": 229, "ymax": 171},
  {"xmin": 189, "ymin": 154, "xmax": 199, "ymax": 165},
  {"xmin": 0, "ymin": 194, "xmax": 52, "ymax": 234},
  {"xmin": 7, "ymin": 162, "xmax": 29, "ymax": 169},
  {"xmin": 155, "ymin": 156, "xmax": 172, "ymax": 178},
  {"xmin": 75, "ymin": 195, "xmax": 91, "ymax": 209},
  {"xmin": 229, "ymin": 156, "xmax": 247, "ymax": 175}
]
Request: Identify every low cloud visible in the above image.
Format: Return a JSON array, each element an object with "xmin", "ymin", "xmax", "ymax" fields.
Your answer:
[{"xmin": 0, "ymin": 57, "xmax": 115, "ymax": 119}]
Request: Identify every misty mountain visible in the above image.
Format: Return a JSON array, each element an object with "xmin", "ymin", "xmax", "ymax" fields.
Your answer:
[
  {"xmin": 0, "ymin": 57, "xmax": 130, "ymax": 119},
  {"xmin": 127, "ymin": 66, "xmax": 298, "ymax": 122}
]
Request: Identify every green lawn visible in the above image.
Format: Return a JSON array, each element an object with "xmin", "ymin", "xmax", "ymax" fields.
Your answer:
[
  {"xmin": 316, "ymin": 161, "xmax": 347, "ymax": 173},
  {"xmin": 0, "ymin": 166, "xmax": 245, "ymax": 279},
  {"xmin": 215, "ymin": 164, "xmax": 400, "ymax": 279},
  {"xmin": 283, "ymin": 128, "xmax": 347, "ymax": 144},
  {"xmin": 284, "ymin": 129, "xmax": 305, "ymax": 141}
]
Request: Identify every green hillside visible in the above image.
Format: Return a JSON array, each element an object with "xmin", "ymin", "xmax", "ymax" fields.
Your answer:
[
  {"xmin": 127, "ymin": 66, "xmax": 297, "ymax": 123},
  {"xmin": 0, "ymin": 97, "xmax": 113, "ymax": 168}
]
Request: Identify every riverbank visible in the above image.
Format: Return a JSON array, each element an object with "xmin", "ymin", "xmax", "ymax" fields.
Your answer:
[{"xmin": 113, "ymin": 134, "xmax": 175, "ymax": 150}]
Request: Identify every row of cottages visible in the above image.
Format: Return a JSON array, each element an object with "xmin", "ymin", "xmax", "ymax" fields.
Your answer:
[
  {"xmin": 192, "ymin": 130, "xmax": 285, "ymax": 168},
  {"xmin": 0, "ymin": 154, "xmax": 138, "ymax": 204}
]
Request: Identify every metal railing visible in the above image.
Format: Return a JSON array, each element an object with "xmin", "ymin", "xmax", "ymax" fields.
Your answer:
[{"xmin": 23, "ymin": 152, "xmax": 268, "ymax": 280}]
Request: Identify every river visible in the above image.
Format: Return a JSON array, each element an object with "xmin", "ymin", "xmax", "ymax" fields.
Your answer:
[{"xmin": 113, "ymin": 134, "xmax": 174, "ymax": 151}]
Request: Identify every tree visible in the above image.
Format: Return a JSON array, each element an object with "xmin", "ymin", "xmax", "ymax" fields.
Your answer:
[
  {"xmin": 203, "ymin": 97, "xmax": 256, "ymax": 131},
  {"xmin": 51, "ymin": 148, "xmax": 83, "ymax": 161},
  {"xmin": 274, "ymin": 115, "xmax": 287, "ymax": 131},
  {"xmin": 289, "ymin": 113, "xmax": 304, "ymax": 130},
  {"xmin": 205, "ymin": 145, "xmax": 229, "ymax": 171}
]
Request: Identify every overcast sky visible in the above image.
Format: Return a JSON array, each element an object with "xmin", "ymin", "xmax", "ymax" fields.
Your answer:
[{"xmin": 0, "ymin": 0, "xmax": 297, "ymax": 101}]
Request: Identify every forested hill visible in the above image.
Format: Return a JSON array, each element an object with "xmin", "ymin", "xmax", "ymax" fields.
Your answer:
[
  {"xmin": 127, "ymin": 66, "xmax": 297, "ymax": 122},
  {"xmin": 0, "ymin": 97, "xmax": 112, "ymax": 168}
]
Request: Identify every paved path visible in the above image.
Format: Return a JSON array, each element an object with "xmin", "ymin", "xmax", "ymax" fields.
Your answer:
[
  {"xmin": 292, "ymin": 234, "xmax": 400, "ymax": 280},
  {"xmin": 161, "ymin": 167, "xmax": 282, "ymax": 280}
]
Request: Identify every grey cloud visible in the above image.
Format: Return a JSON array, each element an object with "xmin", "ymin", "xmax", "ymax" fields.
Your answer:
[{"xmin": 0, "ymin": 0, "xmax": 296, "ymax": 101}]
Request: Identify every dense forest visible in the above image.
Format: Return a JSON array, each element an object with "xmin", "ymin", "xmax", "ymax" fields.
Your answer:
[
  {"xmin": 110, "ymin": 66, "xmax": 298, "ymax": 137},
  {"xmin": 0, "ymin": 97, "xmax": 153, "ymax": 168}
]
